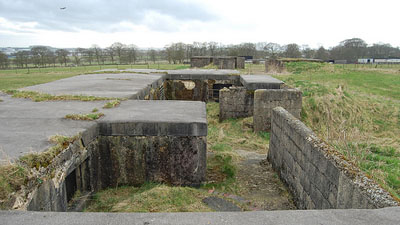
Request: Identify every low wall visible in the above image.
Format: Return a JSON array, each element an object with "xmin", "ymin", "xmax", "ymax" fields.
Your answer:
[
  {"xmin": 219, "ymin": 87, "xmax": 253, "ymax": 121},
  {"xmin": 268, "ymin": 107, "xmax": 399, "ymax": 209},
  {"xmin": 253, "ymin": 89, "xmax": 302, "ymax": 132}
]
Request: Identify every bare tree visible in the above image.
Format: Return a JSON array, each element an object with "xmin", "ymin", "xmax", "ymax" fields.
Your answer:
[
  {"xmin": 31, "ymin": 46, "xmax": 50, "ymax": 67},
  {"xmin": 149, "ymin": 49, "xmax": 157, "ymax": 63},
  {"xmin": 0, "ymin": 51, "xmax": 9, "ymax": 69},
  {"xmin": 264, "ymin": 43, "xmax": 282, "ymax": 59},
  {"xmin": 315, "ymin": 46, "xmax": 329, "ymax": 61},
  {"xmin": 110, "ymin": 42, "xmax": 125, "ymax": 64},
  {"xmin": 92, "ymin": 45, "xmax": 104, "ymax": 65},
  {"xmin": 105, "ymin": 47, "xmax": 115, "ymax": 64},
  {"xmin": 72, "ymin": 48, "xmax": 84, "ymax": 66},
  {"xmin": 83, "ymin": 48, "xmax": 94, "ymax": 65},
  {"xmin": 14, "ymin": 51, "xmax": 30, "ymax": 68},
  {"xmin": 56, "ymin": 49, "xmax": 69, "ymax": 66},
  {"xmin": 283, "ymin": 43, "xmax": 302, "ymax": 58}
]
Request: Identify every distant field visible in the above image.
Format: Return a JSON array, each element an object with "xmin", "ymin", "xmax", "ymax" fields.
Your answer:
[{"xmin": 0, "ymin": 63, "xmax": 190, "ymax": 90}]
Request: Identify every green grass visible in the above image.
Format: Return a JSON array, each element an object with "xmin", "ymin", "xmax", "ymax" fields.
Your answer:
[
  {"xmin": 4, "ymin": 90, "xmax": 120, "ymax": 102},
  {"xmin": 65, "ymin": 112, "xmax": 104, "ymax": 121},
  {"xmin": 85, "ymin": 183, "xmax": 212, "ymax": 212},
  {"xmin": 277, "ymin": 62, "xmax": 400, "ymax": 200},
  {"xmin": 20, "ymin": 135, "xmax": 79, "ymax": 169},
  {"xmin": 0, "ymin": 164, "xmax": 29, "ymax": 209},
  {"xmin": 103, "ymin": 100, "xmax": 121, "ymax": 108}
]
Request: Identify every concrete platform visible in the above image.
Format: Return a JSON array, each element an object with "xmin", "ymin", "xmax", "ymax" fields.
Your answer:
[
  {"xmin": 98, "ymin": 100, "xmax": 206, "ymax": 137},
  {"xmin": 21, "ymin": 73, "xmax": 164, "ymax": 99},
  {"xmin": 0, "ymin": 93, "xmax": 206, "ymax": 162},
  {"xmin": 95, "ymin": 69, "xmax": 241, "ymax": 80},
  {"xmin": 1, "ymin": 207, "xmax": 399, "ymax": 225},
  {"xmin": 240, "ymin": 75, "xmax": 284, "ymax": 90}
]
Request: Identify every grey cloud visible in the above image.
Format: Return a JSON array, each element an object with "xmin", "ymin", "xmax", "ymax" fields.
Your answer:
[{"xmin": 0, "ymin": 0, "xmax": 216, "ymax": 32}]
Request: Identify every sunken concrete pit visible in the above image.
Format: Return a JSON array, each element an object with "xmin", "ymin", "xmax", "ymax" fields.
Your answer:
[{"xmin": 1, "ymin": 69, "xmax": 399, "ymax": 225}]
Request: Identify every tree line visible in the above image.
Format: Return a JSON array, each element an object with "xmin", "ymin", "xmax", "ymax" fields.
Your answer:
[{"xmin": 1, "ymin": 38, "xmax": 400, "ymax": 69}]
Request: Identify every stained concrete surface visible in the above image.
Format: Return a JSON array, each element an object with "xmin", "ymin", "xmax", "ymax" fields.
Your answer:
[
  {"xmin": 21, "ymin": 73, "xmax": 164, "ymax": 99},
  {"xmin": 240, "ymin": 75, "xmax": 283, "ymax": 90},
  {"xmin": 0, "ymin": 93, "xmax": 206, "ymax": 162},
  {"xmin": 1, "ymin": 207, "xmax": 400, "ymax": 225}
]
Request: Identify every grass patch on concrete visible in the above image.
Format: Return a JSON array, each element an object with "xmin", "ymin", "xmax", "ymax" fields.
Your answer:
[
  {"xmin": 20, "ymin": 135, "xmax": 79, "ymax": 169},
  {"xmin": 277, "ymin": 62, "xmax": 400, "ymax": 199},
  {"xmin": 4, "ymin": 90, "xmax": 119, "ymax": 102},
  {"xmin": 85, "ymin": 183, "xmax": 212, "ymax": 212},
  {"xmin": 0, "ymin": 135, "xmax": 79, "ymax": 208},
  {"xmin": 65, "ymin": 112, "xmax": 104, "ymax": 121},
  {"xmin": 103, "ymin": 100, "xmax": 121, "ymax": 108}
]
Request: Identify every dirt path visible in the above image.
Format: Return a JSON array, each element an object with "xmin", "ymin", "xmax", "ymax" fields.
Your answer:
[{"xmin": 204, "ymin": 149, "xmax": 296, "ymax": 211}]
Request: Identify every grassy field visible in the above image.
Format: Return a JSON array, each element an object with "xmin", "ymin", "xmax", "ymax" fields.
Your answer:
[{"xmin": 0, "ymin": 63, "xmax": 189, "ymax": 90}]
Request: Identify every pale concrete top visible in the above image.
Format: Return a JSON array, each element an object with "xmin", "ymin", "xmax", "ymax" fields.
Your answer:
[
  {"xmin": 0, "ymin": 94, "xmax": 206, "ymax": 162},
  {"xmin": 240, "ymin": 75, "xmax": 284, "ymax": 90},
  {"xmin": 1, "ymin": 207, "xmax": 399, "ymax": 225},
  {"xmin": 21, "ymin": 73, "xmax": 164, "ymax": 99},
  {"xmin": 94, "ymin": 69, "xmax": 241, "ymax": 80}
]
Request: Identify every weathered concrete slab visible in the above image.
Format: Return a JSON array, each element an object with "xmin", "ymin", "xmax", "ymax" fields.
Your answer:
[
  {"xmin": 240, "ymin": 75, "xmax": 284, "ymax": 90},
  {"xmin": 98, "ymin": 100, "xmax": 207, "ymax": 136},
  {"xmin": 0, "ymin": 94, "xmax": 102, "ymax": 161},
  {"xmin": 95, "ymin": 69, "xmax": 241, "ymax": 81},
  {"xmin": 0, "ymin": 94, "xmax": 206, "ymax": 162},
  {"xmin": 21, "ymin": 73, "xmax": 165, "ymax": 99},
  {"xmin": 166, "ymin": 69, "xmax": 240, "ymax": 80},
  {"xmin": 1, "ymin": 207, "xmax": 400, "ymax": 225}
]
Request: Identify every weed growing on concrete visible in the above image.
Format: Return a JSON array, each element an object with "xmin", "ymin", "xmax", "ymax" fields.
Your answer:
[
  {"xmin": 20, "ymin": 135, "xmax": 79, "ymax": 169},
  {"xmin": 92, "ymin": 108, "xmax": 99, "ymax": 113},
  {"xmin": 65, "ymin": 112, "xmax": 104, "ymax": 121},
  {"xmin": 0, "ymin": 134, "xmax": 80, "ymax": 209},
  {"xmin": 0, "ymin": 164, "xmax": 29, "ymax": 209},
  {"xmin": 103, "ymin": 100, "xmax": 121, "ymax": 109},
  {"xmin": 4, "ymin": 90, "xmax": 119, "ymax": 102}
]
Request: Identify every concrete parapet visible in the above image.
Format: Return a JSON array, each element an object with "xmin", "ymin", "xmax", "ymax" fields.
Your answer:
[
  {"xmin": 253, "ymin": 89, "xmax": 302, "ymax": 132},
  {"xmin": 219, "ymin": 87, "xmax": 253, "ymax": 121},
  {"xmin": 268, "ymin": 107, "xmax": 399, "ymax": 209},
  {"xmin": 240, "ymin": 75, "xmax": 283, "ymax": 90}
]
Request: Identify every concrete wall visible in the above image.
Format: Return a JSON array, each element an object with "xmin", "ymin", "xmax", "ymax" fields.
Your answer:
[
  {"xmin": 164, "ymin": 79, "xmax": 240, "ymax": 102},
  {"xmin": 190, "ymin": 57, "xmax": 212, "ymax": 68},
  {"xmin": 190, "ymin": 57, "xmax": 245, "ymax": 69},
  {"xmin": 236, "ymin": 57, "xmax": 245, "ymax": 69},
  {"xmin": 219, "ymin": 87, "xmax": 253, "ymax": 121},
  {"xmin": 268, "ymin": 107, "xmax": 399, "ymax": 209},
  {"xmin": 92, "ymin": 136, "xmax": 206, "ymax": 190},
  {"xmin": 253, "ymin": 89, "xmax": 302, "ymax": 132}
]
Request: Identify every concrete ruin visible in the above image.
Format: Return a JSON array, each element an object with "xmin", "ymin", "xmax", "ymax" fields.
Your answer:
[
  {"xmin": 191, "ymin": 56, "xmax": 245, "ymax": 69},
  {"xmin": 0, "ymin": 68, "xmax": 399, "ymax": 224}
]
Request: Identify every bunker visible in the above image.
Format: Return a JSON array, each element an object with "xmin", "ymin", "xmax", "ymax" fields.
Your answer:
[{"xmin": 0, "ymin": 69, "xmax": 399, "ymax": 224}]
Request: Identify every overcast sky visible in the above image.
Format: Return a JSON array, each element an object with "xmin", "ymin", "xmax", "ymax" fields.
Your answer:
[{"xmin": 0, "ymin": 0, "xmax": 399, "ymax": 49}]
